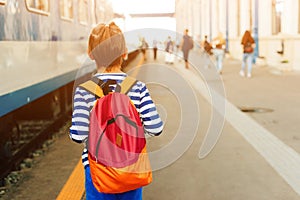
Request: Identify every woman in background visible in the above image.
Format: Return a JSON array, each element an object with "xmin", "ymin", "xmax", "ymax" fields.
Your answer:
[{"xmin": 240, "ymin": 30, "xmax": 255, "ymax": 78}]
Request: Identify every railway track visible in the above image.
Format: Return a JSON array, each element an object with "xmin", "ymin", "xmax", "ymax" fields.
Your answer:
[{"xmin": 0, "ymin": 113, "xmax": 71, "ymax": 186}]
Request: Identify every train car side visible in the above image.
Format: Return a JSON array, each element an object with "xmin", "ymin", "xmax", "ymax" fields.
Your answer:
[{"xmin": 0, "ymin": 0, "xmax": 115, "ymax": 183}]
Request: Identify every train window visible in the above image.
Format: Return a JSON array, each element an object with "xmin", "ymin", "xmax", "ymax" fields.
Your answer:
[
  {"xmin": 78, "ymin": 0, "xmax": 88, "ymax": 25},
  {"xmin": 60, "ymin": 0, "xmax": 73, "ymax": 20},
  {"xmin": 25, "ymin": 0, "xmax": 50, "ymax": 15},
  {"xmin": 0, "ymin": 0, "xmax": 5, "ymax": 6}
]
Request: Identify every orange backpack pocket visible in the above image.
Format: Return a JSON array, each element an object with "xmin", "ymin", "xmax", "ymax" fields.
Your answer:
[{"xmin": 88, "ymin": 146, "xmax": 152, "ymax": 193}]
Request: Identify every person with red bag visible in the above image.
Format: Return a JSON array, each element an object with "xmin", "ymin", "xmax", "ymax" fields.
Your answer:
[{"xmin": 70, "ymin": 22, "xmax": 163, "ymax": 200}]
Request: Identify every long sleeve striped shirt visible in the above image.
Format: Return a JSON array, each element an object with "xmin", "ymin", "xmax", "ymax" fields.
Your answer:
[{"xmin": 69, "ymin": 72, "xmax": 163, "ymax": 168}]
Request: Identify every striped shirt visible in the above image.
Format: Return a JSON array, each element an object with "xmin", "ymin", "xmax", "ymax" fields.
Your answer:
[{"xmin": 69, "ymin": 72, "xmax": 163, "ymax": 168}]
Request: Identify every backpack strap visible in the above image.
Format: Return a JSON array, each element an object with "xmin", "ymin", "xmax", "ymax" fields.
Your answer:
[
  {"xmin": 79, "ymin": 79, "xmax": 104, "ymax": 98},
  {"xmin": 120, "ymin": 76, "xmax": 137, "ymax": 94},
  {"xmin": 79, "ymin": 76, "xmax": 137, "ymax": 97}
]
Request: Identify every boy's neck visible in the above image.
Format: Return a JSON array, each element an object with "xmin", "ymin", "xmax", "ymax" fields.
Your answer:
[{"xmin": 97, "ymin": 64, "xmax": 123, "ymax": 73}]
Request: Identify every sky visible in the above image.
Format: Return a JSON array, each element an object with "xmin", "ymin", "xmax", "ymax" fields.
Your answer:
[{"xmin": 110, "ymin": 0, "xmax": 176, "ymax": 44}]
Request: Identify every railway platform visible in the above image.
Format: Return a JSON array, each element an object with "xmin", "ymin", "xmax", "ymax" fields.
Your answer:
[{"xmin": 2, "ymin": 50, "xmax": 300, "ymax": 200}]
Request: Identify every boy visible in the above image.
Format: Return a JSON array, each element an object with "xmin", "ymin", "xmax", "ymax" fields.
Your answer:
[{"xmin": 70, "ymin": 22, "xmax": 163, "ymax": 199}]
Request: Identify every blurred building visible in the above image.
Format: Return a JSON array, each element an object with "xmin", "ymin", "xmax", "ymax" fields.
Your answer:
[{"xmin": 176, "ymin": 0, "xmax": 300, "ymax": 70}]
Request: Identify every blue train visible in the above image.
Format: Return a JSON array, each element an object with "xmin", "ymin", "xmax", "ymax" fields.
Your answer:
[
  {"xmin": 0, "ymin": 0, "xmax": 116, "ymax": 180},
  {"xmin": 0, "ymin": 0, "xmax": 115, "ymax": 117},
  {"xmin": 0, "ymin": 0, "xmax": 114, "ymax": 41}
]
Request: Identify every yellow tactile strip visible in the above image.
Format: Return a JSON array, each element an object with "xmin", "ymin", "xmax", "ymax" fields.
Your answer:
[{"xmin": 56, "ymin": 159, "xmax": 85, "ymax": 200}]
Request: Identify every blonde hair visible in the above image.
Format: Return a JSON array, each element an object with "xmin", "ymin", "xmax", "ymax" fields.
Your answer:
[{"xmin": 88, "ymin": 22, "xmax": 126, "ymax": 68}]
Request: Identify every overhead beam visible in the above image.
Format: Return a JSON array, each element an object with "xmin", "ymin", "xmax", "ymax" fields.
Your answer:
[
  {"xmin": 114, "ymin": 13, "xmax": 125, "ymax": 18},
  {"xmin": 129, "ymin": 13, "xmax": 175, "ymax": 18}
]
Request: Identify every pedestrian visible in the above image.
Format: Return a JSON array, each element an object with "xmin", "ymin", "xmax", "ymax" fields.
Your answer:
[
  {"xmin": 140, "ymin": 37, "xmax": 148, "ymax": 61},
  {"xmin": 51, "ymin": 31, "xmax": 58, "ymax": 41},
  {"xmin": 69, "ymin": 22, "xmax": 164, "ymax": 200},
  {"xmin": 180, "ymin": 29, "xmax": 194, "ymax": 69},
  {"xmin": 240, "ymin": 30, "xmax": 255, "ymax": 78},
  {"xmin": 153, "ymin": 39, "xmax": 158, "ymax": 60},
  {"xmin": 212, "ymin": 32, "xmax": 226, "ymax": 74},
  {"xmin": 165, "ymin": 36, "xmax": 174, "ymax": 64},
  {"xmin": 202, "ymin": 35, "xmax": 213, "ymax": 69}
]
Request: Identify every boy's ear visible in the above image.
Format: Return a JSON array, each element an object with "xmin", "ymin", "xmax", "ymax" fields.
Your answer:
[
  {"xmin": 89, "ymin": 52, "xmax": 94, "ymax": 60},
  {"xmin": 122, "ymin": 53, "xmax": 128, "ymax": 61},
  {"xmin": 122, "ymin": 48, "xmax": 128, "ymax": 60}
]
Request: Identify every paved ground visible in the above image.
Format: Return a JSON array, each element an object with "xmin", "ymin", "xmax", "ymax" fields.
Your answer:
[
  {"xmin": 221, "ymin": 57, "xmax": 300, "ymax": 154},
  {"xmin": 140, "ymin": 50, "xmax": 300, "ymax": 200},
  {"xmin": 3, "ymin": 50, "xmax": 300, "ymax": 200}
]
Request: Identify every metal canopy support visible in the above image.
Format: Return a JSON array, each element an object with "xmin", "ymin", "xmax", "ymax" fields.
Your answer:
[
  {"xmin": 209, "ymin": 0, "xmax": 212, "ymax": 41},
  {"xmin": 254, "ymin": 0, "xmax": 259, "ymax": 58},
  {"xmin": 226, "ymin": 0, "xmax": 229, "ymax": 52}
]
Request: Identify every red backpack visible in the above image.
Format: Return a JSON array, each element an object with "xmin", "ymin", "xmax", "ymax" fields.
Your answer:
[{"xmin": 79, "ymin": 76, "xmax": 152, "ymax": 193}]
